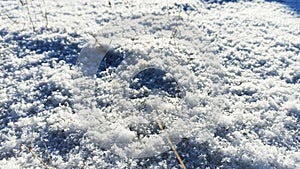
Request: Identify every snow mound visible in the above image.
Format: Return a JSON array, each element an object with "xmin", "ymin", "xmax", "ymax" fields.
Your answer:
[{"xmin": 74, "ymin": 13, "xmax": 224, "ymax": 158}]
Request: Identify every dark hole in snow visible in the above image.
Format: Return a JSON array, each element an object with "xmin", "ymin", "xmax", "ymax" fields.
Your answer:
[
  {"xmin": 95, "ymin": 49, "xmax": 185, "ymax": 99},
  {"xmin": 97, "ymin": 48, "xmax": 132, "ymax": 75},
  {"xmin": 129, "ymin": 68, "xmax": 184, "ymax": 99}
]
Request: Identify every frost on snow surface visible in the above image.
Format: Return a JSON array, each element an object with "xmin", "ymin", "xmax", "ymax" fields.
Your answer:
[{"xmin": 0, "ymin": 0, "xmax": 300, "ymax": 168}]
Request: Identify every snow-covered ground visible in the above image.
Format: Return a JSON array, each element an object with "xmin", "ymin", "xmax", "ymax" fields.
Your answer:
[{"xmin": 0, "ymin": 0, "xmax": 299, "ymax": 168}]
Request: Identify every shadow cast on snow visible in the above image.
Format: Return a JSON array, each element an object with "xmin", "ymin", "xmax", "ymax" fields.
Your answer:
[
  {"xmin": 201, "ymin": 0, "xmax": 300, "ymax": 15},
  {"xmin": 266, "ymin": 0, "xmax": 300, "ymax": 14},
  {"xmin": 1, "ymin": 27, "xmax": 82, "ymax": 64}
]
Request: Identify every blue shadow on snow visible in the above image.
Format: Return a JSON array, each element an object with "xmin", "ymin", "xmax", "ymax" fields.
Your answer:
[
  {"xmin": 1, "ymin": 27, "xmax": 81, "ymax": 64},
  {"xmin": 266, "ymin": 0, "xmax": 300, "ymax": 13},
  {"xmin": 201, "ymin": 0, "xmax": 300, "ymax": 14}
]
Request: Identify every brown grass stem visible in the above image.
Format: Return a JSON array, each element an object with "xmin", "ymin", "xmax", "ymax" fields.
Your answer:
[
  {"xmin": 22, "ymin": 144, "xmax": 53, "ymax": 169},
  {"xmin": 155, "ymin": 113, "xmax": 187, "ymax": 169}
]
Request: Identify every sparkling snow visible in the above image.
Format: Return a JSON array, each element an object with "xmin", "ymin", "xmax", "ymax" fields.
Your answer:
[{"xmin": 0, "ymin": 0, "xmax": 299, "ymax": 168}]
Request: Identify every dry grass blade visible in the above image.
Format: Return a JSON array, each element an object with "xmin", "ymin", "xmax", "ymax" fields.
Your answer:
[
  {"xmin": 22, "ymin": 144, "xmax": 53, "ymax": 169},
  {"xmin": 25, "ymin": 0, "xmax": 35, "ymax": 32},
  {"xmin": 3, "ymin": 11, "xmax": 18, "ymax": 25},
  {"xmin": 41, "ymin": 0, "xmax": 48, "ymax": 28},
  {"xmin": 155, "ymin": 113, "xmax": 187, "ymax": 169},
  {"xmin": 43, "ymin": 140, "xmax": 52, "ymax": 166}
]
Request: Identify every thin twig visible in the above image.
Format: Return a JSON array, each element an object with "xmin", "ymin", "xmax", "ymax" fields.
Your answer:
[
  {"xmin": 88, "ymin": 32, "xmax": 99, "ymax": 45},
  {"xmin": 155, "ymin": 112, "xmax": 187, "ymax": 169},
  {"xmin": 169, "ymin": 29, "xmax": 178, "ymax": 46},
  {"xmin": 25, "ymin": 0, "xmax": 35, "ymax": 32},
  {"xmin": 41, "ymin": 0, "xmax": 48, "ymax": 28},
  {"xmin": 4, "ymin": 12, "xmax": 18, "ymax": 24},
  {"xmin": 22, "ymin": 144, "xmax": 53, "ymax": 169},
  {"xmin": 43, "ymin": 141, "xmax": 52, "ymax": 166},
  {"xmin": 108, "ymin": 0, "xmax": 112, "ymax": 8},
  {"xmin": 19, "ymin": 0, "xmax": 25, "ymax": 6},
  {"xmin": 31, "ymin": 131, "xmax": 34, "ymax": 149}
]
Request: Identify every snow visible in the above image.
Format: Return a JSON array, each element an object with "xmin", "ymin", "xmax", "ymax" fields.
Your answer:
[{"xmin": 0, "ymin": 0, "xmax": 300, "ymax": 168}]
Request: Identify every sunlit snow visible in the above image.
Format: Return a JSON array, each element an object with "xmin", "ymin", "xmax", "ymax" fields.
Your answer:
[{"xmin": 0, "ymin": 0, "xmax": 299, "ymax": 168}]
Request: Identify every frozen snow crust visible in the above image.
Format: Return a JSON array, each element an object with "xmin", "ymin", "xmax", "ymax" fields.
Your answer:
[{"xmin": 0, "ymin": 0, "xmax": 300, "ymax": 168}]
